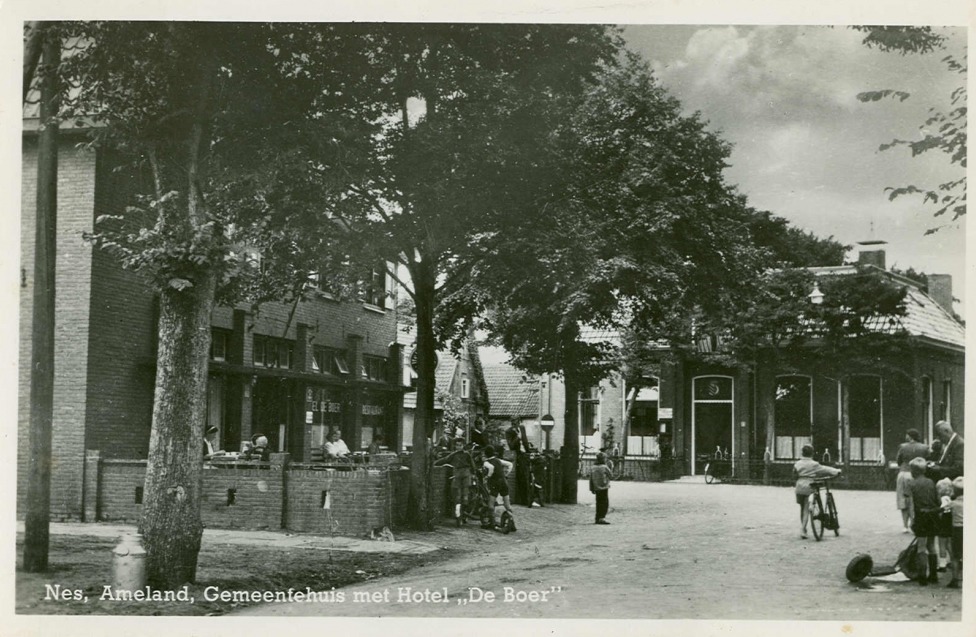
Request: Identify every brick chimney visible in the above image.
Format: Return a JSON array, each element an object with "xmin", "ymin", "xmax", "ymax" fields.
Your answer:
[
  {"xmin": 857, "ymin": 240, "xmax": 887, "ymax": 270},
  {"xmin": 925, "ymin": 274, "xmax": 954, "ymax": 314}
]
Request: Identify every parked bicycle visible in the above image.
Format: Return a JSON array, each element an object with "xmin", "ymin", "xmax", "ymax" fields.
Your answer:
[
  {"xmin": 703, "ymin": 456, "xmax": 735, "ymax": 484},
  {"xmin": 808, "ymin": 476, "xmax": 840, "ymax": 540},
  {"xmin": 578, "ymin": 442, "xmax": 595, "ymax": 478}
]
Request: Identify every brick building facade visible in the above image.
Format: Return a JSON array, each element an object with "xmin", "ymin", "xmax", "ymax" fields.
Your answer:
[
  {"xmin": 561, "ymin": 252, "xmax": 965, "ymax": 486},
  {"xmin": 20, "ymin": 135, "xmax": 405, "ymax": 521}
]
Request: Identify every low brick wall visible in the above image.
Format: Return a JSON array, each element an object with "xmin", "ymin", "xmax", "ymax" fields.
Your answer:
[{"xmin": 89, "ymin": 451, "xmax": 409, "ymax": 537}]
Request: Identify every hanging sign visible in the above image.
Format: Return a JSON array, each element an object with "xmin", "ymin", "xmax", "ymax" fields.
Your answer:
[{"xmin": 408, "ymin": 346, "xmax": 440, "ymax": 373}]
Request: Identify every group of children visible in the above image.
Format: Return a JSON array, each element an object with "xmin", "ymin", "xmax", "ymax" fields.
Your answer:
[
  {"xmin": 793, "ymin": 443, "xmax": 963, "ymax": 588},
  {"xmin": 435, "ymin": 437, "xmax": 617, "ymax": 529},
  {"xmin": 434, "ymin": 438, "xmax": 516, "ymax": 532},
  {"xmin": 906, "ymin": 458, "xmax": 963, "ymax": 588}
]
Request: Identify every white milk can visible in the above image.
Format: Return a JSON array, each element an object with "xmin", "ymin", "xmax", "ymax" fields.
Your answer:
[{"xmin": 112, "ymin": 533, "xmax": 147, "ymax": 591}]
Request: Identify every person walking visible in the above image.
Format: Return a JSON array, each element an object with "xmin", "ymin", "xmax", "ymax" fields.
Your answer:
[
  {"xmin": 793, "ymin": 444, "xmax": 841, "ymax": 539},
  {"xmin": 895, "ymin": 429, "xmax": 929, "ymax": 533},
  {"xmin": 907, "ymin": 456, "xmax": 941, "ymax": 585},
  {"xmin": 590, "ymin": 452, "xmax": 612, "ymax": 525}
]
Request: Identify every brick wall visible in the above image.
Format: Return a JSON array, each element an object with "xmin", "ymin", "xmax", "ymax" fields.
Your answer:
[
  {"xmin": 286, "ymin": 467, "xmax": 396, "ymax": 535},
  {"xmin": 85, "ymin": 150, "xmax": 158, "ymax": 461},
  {"xmin": 19, "ymin": 138, "xmax": 98, "ymax": 520},
  {"xmin": 92, "ymin": 454, "xmax": 406, "ymax": 535}
]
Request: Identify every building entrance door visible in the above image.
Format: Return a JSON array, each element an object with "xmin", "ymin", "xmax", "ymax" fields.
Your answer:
[{"xmin": 692, "ymin": 376, "xmax": 734, "ymax": 475}]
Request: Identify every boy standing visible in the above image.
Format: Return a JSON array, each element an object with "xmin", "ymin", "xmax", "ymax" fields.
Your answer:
[
  {"xmin": 590, "ymin": 452, "xmax": 612, "ymax": 525},
  {"xmin": 907, "ymin": 457, "xmax": 940, "ymax": 585},
  {"xmin": 946, "ymin": 476, "xmax": 964, "ymax": 588},
  {"xmin": 483, "ymin": 445, "xmax": 515, "ymax": 518},
  {"xmin": 434, "ymin": 438, "xmax": 477, "ymax": 526}
]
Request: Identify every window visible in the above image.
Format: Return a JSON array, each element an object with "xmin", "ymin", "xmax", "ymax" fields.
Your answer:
[
  {"xmin": 774, "ymin": 376, "xmax": 812, "ymax": 460},
  {"xmin": 941, "ymin": 380, "xmax": 952, "ymax": 423},
  {"xmin": 253, "ymin": 336, "xmax": 294, "ymax": 369},
  {"xmin": 849, "ymin": 375, "xmax": 882, "ymax": 462},
  {"xmin": 210, "ymin": 329, "xmax": 229, "ymax": 362},
  {"xmin": 579, "ymin": 386, "xmax": 601, "ymax": 453},
  {"xmin": 362, "ymin": 355, "xmax": 388, "ymax": 381},
  {"xmin": 312, "ymin": 346, "xmax": 350, "ymax": 376},
  {"xmin": 922, "ymin": 376, "xmax": 933, "ymax": 442},
  {"xmin": 628, "ymin": 379, "xmax": 660, "ymax": 456},
  {"xmin": 306, "ymin": 386, "xmax": 343, "ymax": 448},
  {"xmin": 363, "ymin": 267, "xmax": 387, "ymax": 308},
  {"xmin": 461, "ymin": 377, "xmax": 470, "ymax": 399}
]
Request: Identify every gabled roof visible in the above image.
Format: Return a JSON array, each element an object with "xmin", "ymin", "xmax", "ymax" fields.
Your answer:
[
  {"xmin": 399, "ymin": 323, "xmax": 466, "ymax": 410},
  {"xmin": 578, "ymin": 326, "xmax": 621, "ymax": 347},
  {"xmin": 483, "ymin": 363, "xmax": 539, "ymax": 419},
  {"xmin": 807, "ymin": 266, "xmax": 964, "ymax": 350}
]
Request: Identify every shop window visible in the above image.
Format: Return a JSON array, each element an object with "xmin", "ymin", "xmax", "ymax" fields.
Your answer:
[
  {"xmin": 253, "ymin": 335, "xmax": 294, "ymax": 369},
  {"xmin": 774, "ymin": 375, "xmax": 812, "ymax": 460},
  {"xmin": 628, "ymin": 379, "xmax": 660, "ymax": 456},
  {"xmin": 849, "ymin": 375, "xmax": 882, "ymax": 462},
  {"xmin": 579, "ymin": 386, "xmax": 601, "ymax": 453},
  {"xmin": 306, "ymin": 386, "xmax": 344, "ymax": 449}
]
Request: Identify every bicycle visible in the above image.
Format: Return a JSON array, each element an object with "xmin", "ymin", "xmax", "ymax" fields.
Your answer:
[
  {"xmin": 703, "ymin": 458, "xmax": 732, "ymax": 484},
  {"xmin": 808, "ymin": 477, "xmax": 840, "ymax": 540},
  {"xmin": 578, "ymin": 442, "xmax": 596, "ymax": 478}
]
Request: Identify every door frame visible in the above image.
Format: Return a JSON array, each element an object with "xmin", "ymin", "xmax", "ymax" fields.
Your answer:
[{"xmin": 691, "ymin": 375, "xmax": 735, "ymax": 475}]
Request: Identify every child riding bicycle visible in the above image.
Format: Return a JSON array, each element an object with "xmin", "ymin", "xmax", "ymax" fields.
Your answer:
[{"xmin": 793, "ymin": 444, "xmax": 841, "ymax": 539}]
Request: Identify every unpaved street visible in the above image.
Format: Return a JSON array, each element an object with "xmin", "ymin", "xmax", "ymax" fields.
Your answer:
[{"xmin": 235, "ymin": 479, "xmax": 963, "ymax": 622}]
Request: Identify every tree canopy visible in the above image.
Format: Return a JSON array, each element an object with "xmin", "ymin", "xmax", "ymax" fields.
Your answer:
[{"xmin": 853, "ymin": 26, "xmax": 966, "ymax": 232}]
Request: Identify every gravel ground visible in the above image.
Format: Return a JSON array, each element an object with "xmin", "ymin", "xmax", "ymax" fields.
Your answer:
[{"xmin": 233, "ymin": 478, "xmax": 966, "ymax": 624}]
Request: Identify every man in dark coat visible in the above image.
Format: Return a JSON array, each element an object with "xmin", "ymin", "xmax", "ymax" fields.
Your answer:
[{"xmin": 931, "ymin": 420, "xmax": 965, "ymax": 480}]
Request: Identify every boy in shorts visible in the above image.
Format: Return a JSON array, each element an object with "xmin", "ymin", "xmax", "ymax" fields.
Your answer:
[
  {"xmin": 793, "ymin": 444, "xmax": 841, "ymax": 539},
  {"xmin": 483, "ymin": 445, "xmax": 514, "ymax": 521},
  {"xmin": 434, "ymin": 438, "xmax": 477, "ymax": 526}
]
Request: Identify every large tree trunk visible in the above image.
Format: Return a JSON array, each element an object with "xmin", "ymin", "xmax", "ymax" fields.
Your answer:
[
  {"xmin": 140, "ymin": 27, "xmax": 219, "ymax": 589},
  {"xmin": 561, "ymin": 368, "xmax": 581, "ymax": 504},
  {"xmin": 408, "ymin": 263, "xmax": 437, "ymax": 529},
  {"xmin": 140, "ymin": 276, "xmax": 216, "ymax": 588},
  {"xmin": 23, "ymin": 30, "xmax": 59, "ymax": 572}
]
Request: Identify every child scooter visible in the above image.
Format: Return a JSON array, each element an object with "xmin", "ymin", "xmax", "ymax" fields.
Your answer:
[{"xmin": 845, "ymin": 537, "xmax": 924, "ymax": 582}]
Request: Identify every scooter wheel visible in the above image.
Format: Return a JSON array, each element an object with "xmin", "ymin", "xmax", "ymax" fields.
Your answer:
[{"xmin": 846, "ymin": 554, "xmax": 874, "ymax": 582}]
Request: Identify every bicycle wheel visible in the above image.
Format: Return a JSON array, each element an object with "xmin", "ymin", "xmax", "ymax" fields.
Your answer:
[
  {"xmin": 827, "ymin": 493, "xmax": 840, "ymax": 536},
  {"xmin": 704, "ymin": 463, "xmax": 715, "ymax": 484},
  {"xmin": 809, "ymin": 493, "xmax": 825, "ymax": 540}
]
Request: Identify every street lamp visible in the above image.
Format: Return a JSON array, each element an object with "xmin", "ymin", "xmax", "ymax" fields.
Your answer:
[
  {"xmin": 540, "ymin": 415, "xmax": 555, "ymax": 451},
  {"xmin": 808, "ymin": 281, "xmax": 824, "ymax": 305}
]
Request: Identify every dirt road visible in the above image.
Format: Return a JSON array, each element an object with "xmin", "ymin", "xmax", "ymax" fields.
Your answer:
[{"xmin": 234, "ymin": 479, "xmax": 963, "ymax": 622}]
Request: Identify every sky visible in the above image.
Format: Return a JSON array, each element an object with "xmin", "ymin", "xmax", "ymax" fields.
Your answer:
[{"xmin": 623, "ymin": 25, "xmax": 967, "ymax": 311}]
